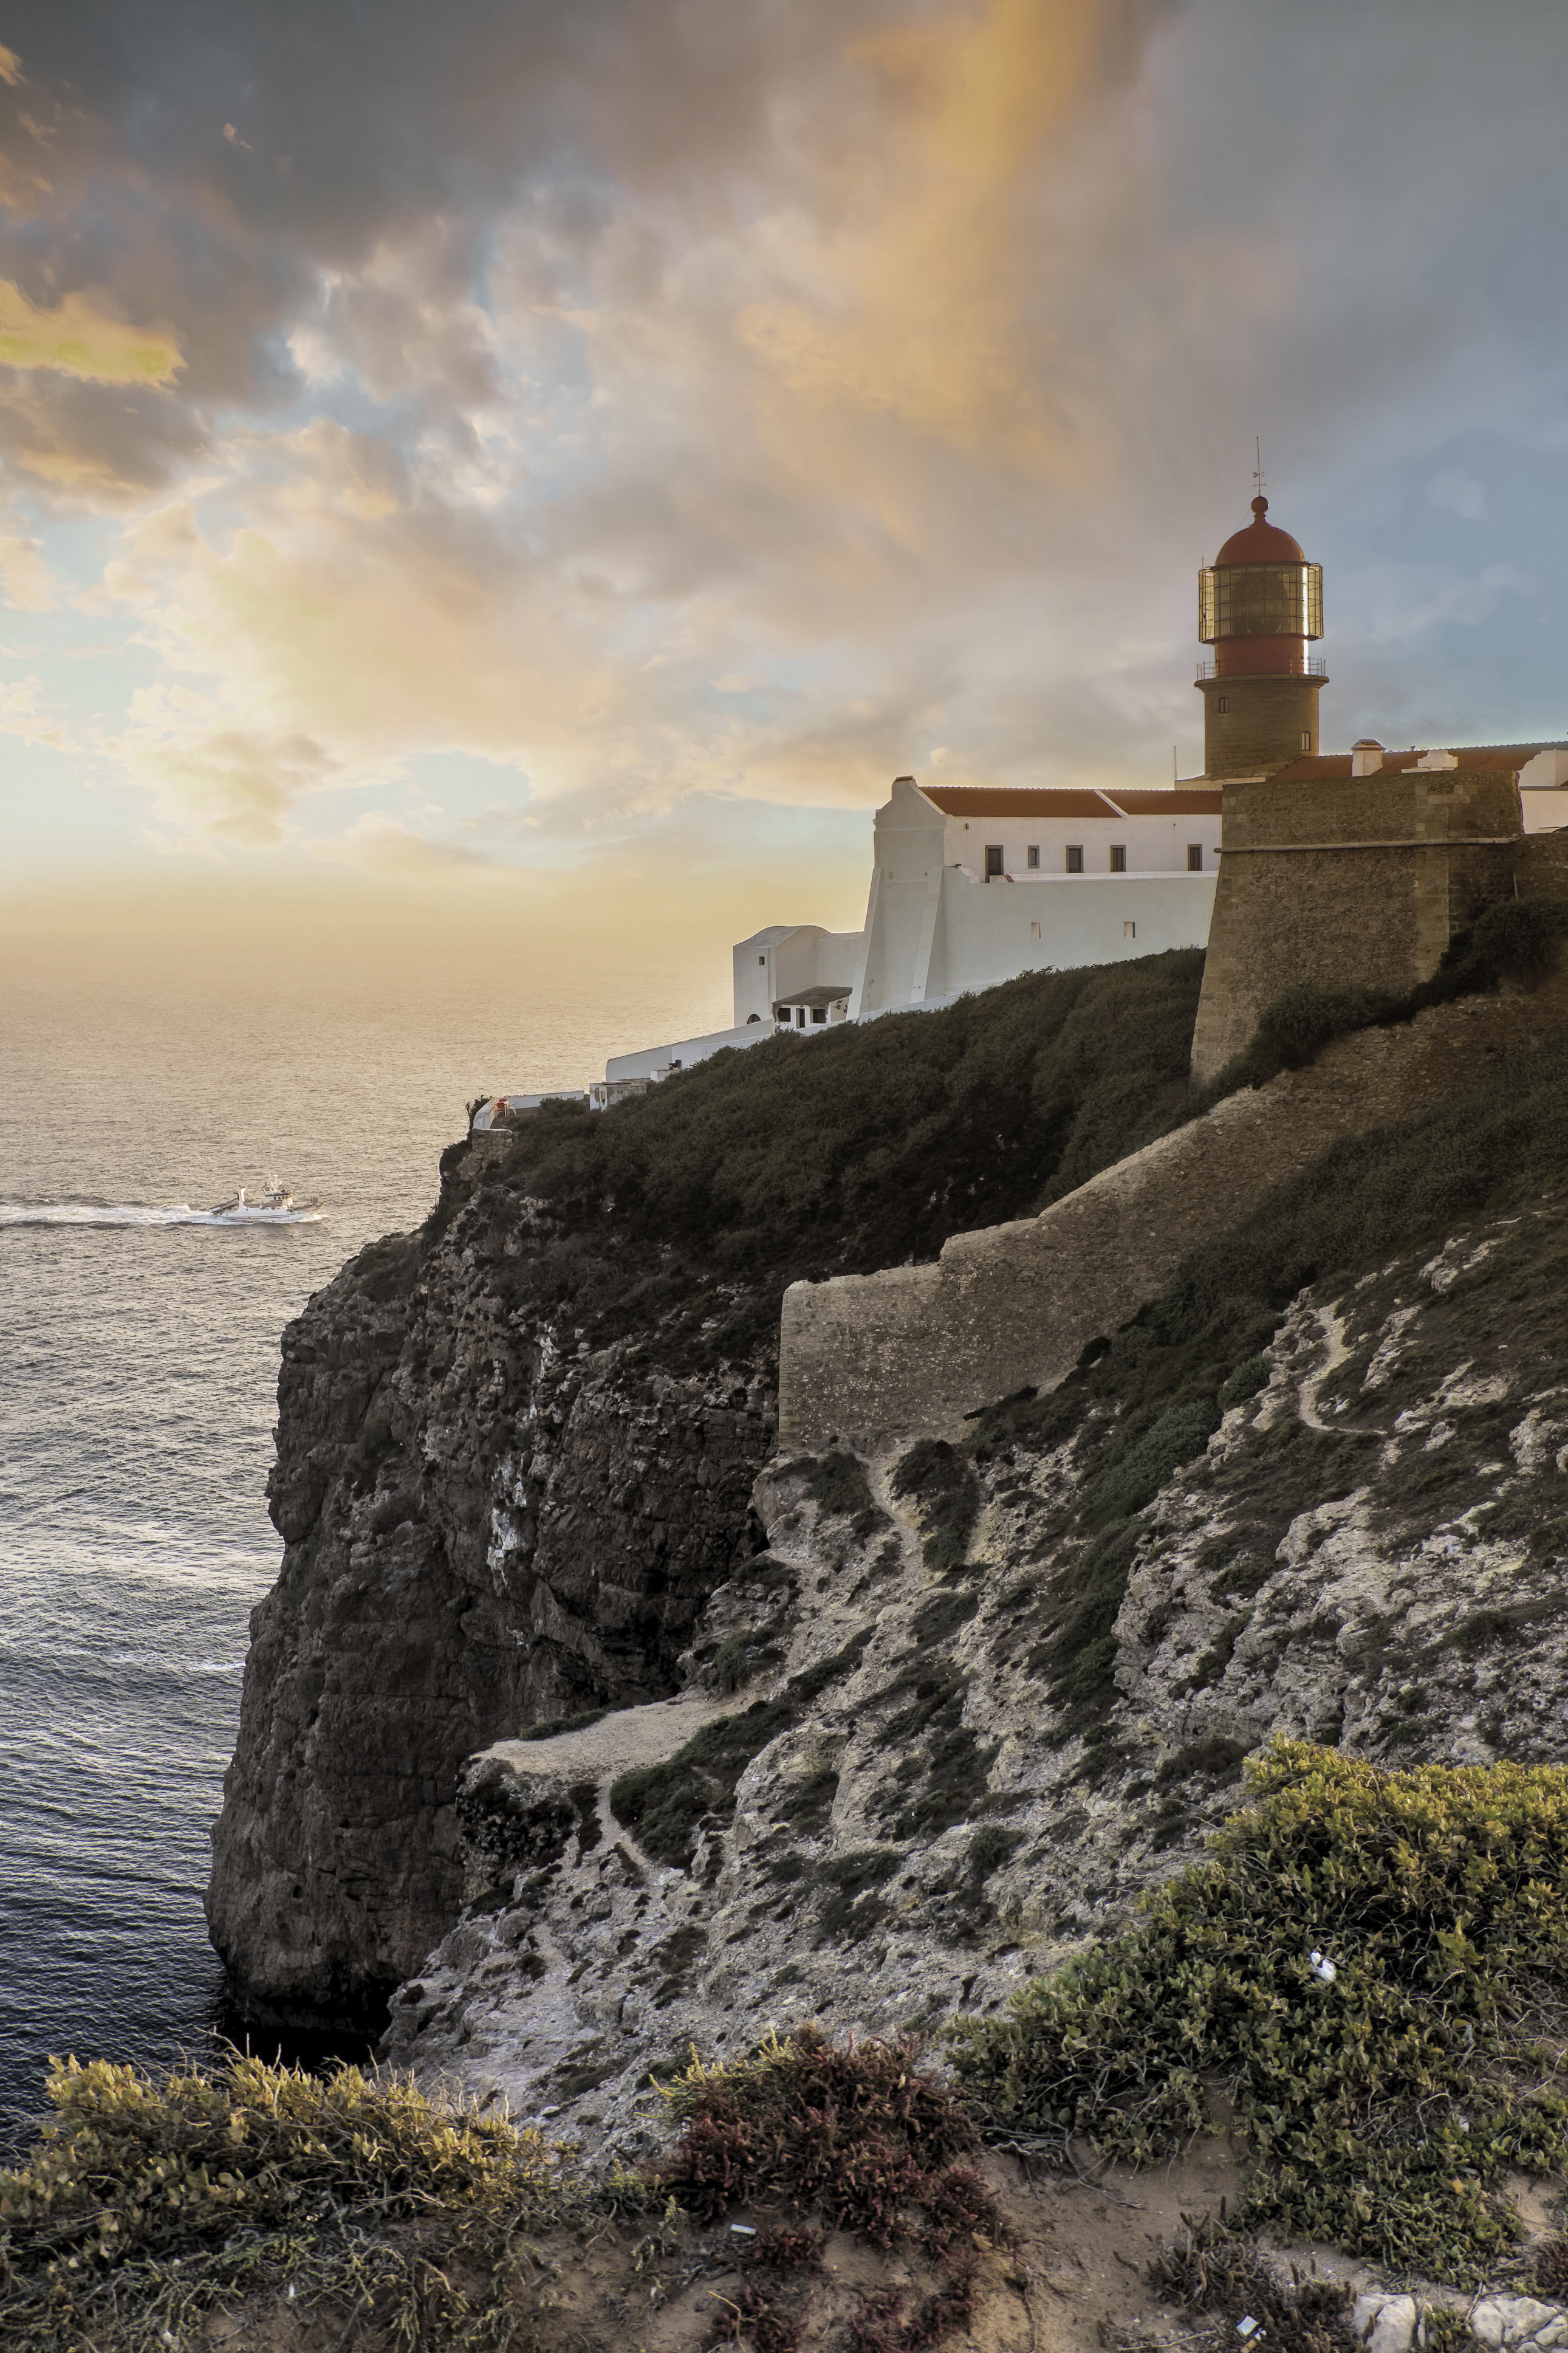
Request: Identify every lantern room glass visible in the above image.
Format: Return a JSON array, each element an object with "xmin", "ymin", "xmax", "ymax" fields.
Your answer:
[{"xmin": 1199, "ymin": 562, "xmax": 1323, "ymax": 642}]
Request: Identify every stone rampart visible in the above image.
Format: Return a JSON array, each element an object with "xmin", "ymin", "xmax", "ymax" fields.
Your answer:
[
  {"xmin": 1191, "ymin": 768, "xmax": 1527, "ymax": 1080},
  {"xmin": 778, "ymin": 977, "xmax": 1568, "ymax": 1444}
]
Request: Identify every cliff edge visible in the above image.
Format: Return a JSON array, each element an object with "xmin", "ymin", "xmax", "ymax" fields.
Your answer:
[{"xmin": 208, "ymin": 954, "xmax": 1208, "ymax": 2028}]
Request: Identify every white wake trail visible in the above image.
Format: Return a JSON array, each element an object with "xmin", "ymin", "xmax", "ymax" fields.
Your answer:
[{"xmin": 0, "ymin": 1203, "xmax": 324, "ymax": 1228}]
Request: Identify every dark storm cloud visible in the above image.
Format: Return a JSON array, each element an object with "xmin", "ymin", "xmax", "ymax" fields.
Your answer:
[{"xmin": 0, "ymin": 0, "xmax": 943, "ymax": 495}]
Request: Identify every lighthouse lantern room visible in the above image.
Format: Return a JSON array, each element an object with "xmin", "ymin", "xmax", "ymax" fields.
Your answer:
[{"xmin": 1196, "ymin": 487, "xmax": 1329, "ymax": 780}]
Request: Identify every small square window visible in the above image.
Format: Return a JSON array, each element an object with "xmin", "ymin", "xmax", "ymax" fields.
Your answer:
[
  {"xmin": 1026, "ymin": 844, "xmax": 1039, "ymax": 868},
  {"xmin": 1109, "ymin": 844, "xmax": 1126, "ymax": 872},
  {"xmin": 1216, "ymin": 695, "xmax": 1230, "ymax": 715},
  {"xmin": 811, "ymin": 1006, "xmax": 827, "ymax": 1024},
  {"xmin": 1187, "ymin": 844, "xmax": 1203, "ymax": 871},
  {"xmin": 758, "ymin": 955, "xmax": 766, "ymax": 965},
  {"xmin": 984, "ymin": 844, "xmax": 1004, "ymax": 877},
  {"xmin": 1066, "ymin": 845, "xmax": 1084, "ymax": 873},
  {"xmin": 1123, "ymin": 920, "xmax": 1137, "ymax": 938},
  {"xmin": 1030, "ymin": 921, "xmax": 1041, "ymax": 939}
]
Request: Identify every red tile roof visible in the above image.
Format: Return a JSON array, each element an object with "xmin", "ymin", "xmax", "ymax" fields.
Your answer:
[
  {"xmin": 920, "ymin": 785, "xmax": 1221, "ymax": 819},
  {"xmin": 1100, "ymin": 789, "xmax": 1224, "ymax": 814}
]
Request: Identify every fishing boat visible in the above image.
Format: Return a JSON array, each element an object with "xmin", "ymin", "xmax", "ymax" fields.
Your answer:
[{"xmin": 208, "ymin": 1173, "xmax": 297, "ymax": 1218}]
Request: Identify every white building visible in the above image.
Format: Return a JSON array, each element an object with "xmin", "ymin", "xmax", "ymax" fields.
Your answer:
[
  {"xmin": 586, "ymin": 775, "xmax": 1221, "ymax": 1093},
  {"xmin": 847, "ymin": 777, "xmax": 1221, "ymax": 1014}
]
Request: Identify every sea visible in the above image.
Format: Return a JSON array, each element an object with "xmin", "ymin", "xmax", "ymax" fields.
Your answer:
[{"xmin": 0, "ymin": 906, "xmax": 726, "ymax": 2155}]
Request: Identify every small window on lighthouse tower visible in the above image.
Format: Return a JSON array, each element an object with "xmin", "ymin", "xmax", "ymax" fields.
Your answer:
[
  {"xmin": 1300, "ymin": 730, "xmax": 1311, "ymax": 751},
  {"xmin": 1216, "ymin": 695, "xmax": 1230, "ymax": 715}
]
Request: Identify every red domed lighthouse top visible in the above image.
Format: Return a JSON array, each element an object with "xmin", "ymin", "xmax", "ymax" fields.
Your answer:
[
  {"xmin": 1214, "ymin": 495, "xmax": 1306, "ymax": 567},
  {"xmin": 1199, "ymin": 490, "xmax": 1322, "ymax": 674}
]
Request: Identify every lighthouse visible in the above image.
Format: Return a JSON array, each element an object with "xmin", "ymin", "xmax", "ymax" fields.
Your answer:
[{"xmin": 1196, "ymin": 494, "xmax": 1326, "ymax": 780}]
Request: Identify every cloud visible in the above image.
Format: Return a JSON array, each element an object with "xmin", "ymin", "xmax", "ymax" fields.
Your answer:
[
  {"xmin": 1363, "ymin": 562, "xmax": 1535, "ymax": 646},
  {"xmin": 312, "ymin": 813, "xmax": 499, "ymax": 878},
  {"xmin": 10, "ymin": 0, "xmax": 1568, "ymax": 887},
  {"xmin": 0, "ymin": 674, "xmax": 67, "ymax": 745},
  {"xmin": 736, "ymin": 0, "xmax": 1142, "ymax": 476},
  {"xmin": 1427, "ymin": 469, "xmax": 1488, "ymax": 521},
  {"xmin": 0, "ymin": 524, "xmax": 52, "ymax": 607},
  {"xmin": 121, "ymin": 709, "xmax": 344, "ymax": 847},
  {"xmin": 0, "ymin": 280, "xmax": 182, "ymax": 383}
]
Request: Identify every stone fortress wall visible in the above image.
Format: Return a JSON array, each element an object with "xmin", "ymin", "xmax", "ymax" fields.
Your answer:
[
  {"xmin": 777, "ymin": 972, "xmax": 1568, "ymax": 1444},
  {"xmin": 1191, "ymin": 759, "xmax": 1559, "ymax": 1080}
]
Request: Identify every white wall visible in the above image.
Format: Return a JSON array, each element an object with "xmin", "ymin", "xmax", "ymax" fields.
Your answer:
[
  {"xmin": 928, "ymin": 870, "xmax": 1216, "ymax": 996},
  {"xmin": 852, "ymin": 779, "xmax": 1217, "ymax": 1011},
  {"xmin": 606, "ymin": 1022, "xmax": 773, "ymax": 1084},
  {"xmin": 733, "ymin": 922, "xmax": 865, "ymax": 1025},
  {"xmin": 851, "ymin": 783, "xmax": 948, "ymax": 1014}
]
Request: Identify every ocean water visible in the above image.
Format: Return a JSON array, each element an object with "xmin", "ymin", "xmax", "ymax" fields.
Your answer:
[{"xmin": 0, "ymin": 924, "xmax": 727, "ymax": 2153}]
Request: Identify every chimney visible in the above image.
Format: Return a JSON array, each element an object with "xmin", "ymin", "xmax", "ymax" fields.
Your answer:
[{"xmin": 1351, "ymin": 738, "xmax": 1384, "ymax": 777}]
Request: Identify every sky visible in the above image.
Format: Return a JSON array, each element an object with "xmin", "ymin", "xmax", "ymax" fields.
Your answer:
[{"xmin": 5, "ymin": 0, "xmax": 1568, "ymax": 1042}]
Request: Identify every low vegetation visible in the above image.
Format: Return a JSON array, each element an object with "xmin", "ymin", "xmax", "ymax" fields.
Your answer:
[
  {"xmin": 659, "ymin": 2027, "xmax": 1005, "ymax": 2353},
  {"xmin": 447, "ymin": 950, "xmax": 1210, "ymax": 1367},
  {"xmin": 950, "ymin": 1743, "xmax": 1568, "ymax": 2281},
  {"xmin": 970, "ymin": 1012, "xmax": 1568, "ymax": 1737},
  {"xmin": 611, "ymin": 1629, "xmax": 874, "ymax": 1864},
  {"xmin": 0, "ymin": 2050, "xmax": 601, "ymax": 2351}
]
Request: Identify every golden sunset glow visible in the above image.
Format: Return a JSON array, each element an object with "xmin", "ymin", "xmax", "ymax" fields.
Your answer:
[{"xmin": 0, "ymin": 0, "xmax": 1563, "ymax": 1025}]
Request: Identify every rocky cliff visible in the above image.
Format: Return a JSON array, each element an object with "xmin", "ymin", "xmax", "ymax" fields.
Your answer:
[
  {"xmin": 209, "ymin": 954, "xmax": 1210, "ymax": 2028},
  {"xmin": 206, "ymin": 1158, "xmax": 775, "ymax": 2032},
  {"xmin": 382, "ymin": 1025, "xmax": 1568, "ymax": 2148}
]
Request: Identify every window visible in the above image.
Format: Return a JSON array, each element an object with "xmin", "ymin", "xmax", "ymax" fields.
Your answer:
[
  {"xmin": 758, "ymin": 954, "xmax": 766, "ymax": 965},
  {"xmin": 1187, "ymin": 844, "xmax": 1203, "ymax": 871},
  {"xmin": 1109, "ymin": 844, "xmax": 1126, "ymax": 872},
  {"xmin": 1026, "ymin": 844, "xmax": 1039, "ymax": 868},
  {"xmin": 1066, "ymin": 845, "xmax": 1084, "ymax": 873},
  {"xmin": 1300, "ymin": 730, "xmax": 1311, "ymax": 751},
  {"xmin": 812, "ymin": 1006, "xmax": 827, "ymax": 1024},
  {"xmin": 1123, "ymin": 921, "xmax": 1137, "ymax": 938},
  {"xmin": 984, "ymin": 844, "xmax": 1003, "ymax": 878},
  {"xmin": 1030, "ymin": 921, "xmax": 1041, "ymax": 939},
  {"xmin": 1216, "ymin": 695, "xmax": 1230, "ymax": 715},
  {"xmin": 796, "ymin": 1008, "xmax": 806, "ymax": 1028}
]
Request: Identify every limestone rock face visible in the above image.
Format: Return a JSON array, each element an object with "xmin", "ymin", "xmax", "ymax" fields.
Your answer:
[
  {"xmin": 206, "ymin": 1144, "xmax": 775, "ymax": 2031},
  {"xmin": 385, "ymin": 1190, "xmax": 1568, "ymax": 2149}
]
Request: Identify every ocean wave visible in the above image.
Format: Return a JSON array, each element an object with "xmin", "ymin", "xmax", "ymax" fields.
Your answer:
[{"xmin": 0, "ymin": 1203, "xmax": 323, "ymax": 1228}]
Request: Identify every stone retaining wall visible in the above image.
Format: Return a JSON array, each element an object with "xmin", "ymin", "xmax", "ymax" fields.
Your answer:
[{"xmin": 778, "ymin": 978, "xmax": 1568, "ymax": 1444}]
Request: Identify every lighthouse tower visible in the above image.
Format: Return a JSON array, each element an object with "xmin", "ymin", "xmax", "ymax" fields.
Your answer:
[{"xmin": 1196, "ymin": 493, "xmax": 1326, "ymax": 780}]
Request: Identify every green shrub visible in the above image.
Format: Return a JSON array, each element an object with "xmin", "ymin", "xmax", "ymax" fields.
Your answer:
[
  {"xmin": 964, "ymin": 1826, "xmax": 1022, "ymax": 1883},
  {"xmin": 948, "ymin": 1743, "xmax": 1568, "ymax": 2280},
  {"xmin": 891, "ymin": 1440, "xmax": 979, "ymax": 1576},
  {"xmin": 0, "ymin": 2052, "xmax": 587, "ymax": 2351},
  {"xmin": 612, "ymin": 1633, "xmax": 872, "ymax": 1864},
  {"xmin": 1218, "ymin": 1355, "xmax": 1271, "ymax": 1410}
]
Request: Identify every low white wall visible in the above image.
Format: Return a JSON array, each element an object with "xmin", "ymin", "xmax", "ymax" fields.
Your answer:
[{"xmin": 605, "ymin": 1022, "xmax": 772, "ymax": 1084}]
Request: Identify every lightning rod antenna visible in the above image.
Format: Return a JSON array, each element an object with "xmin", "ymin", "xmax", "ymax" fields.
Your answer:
[{"xmin": 1253, "ymin": 436, "xmax": 1265, "ymax": 500}]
